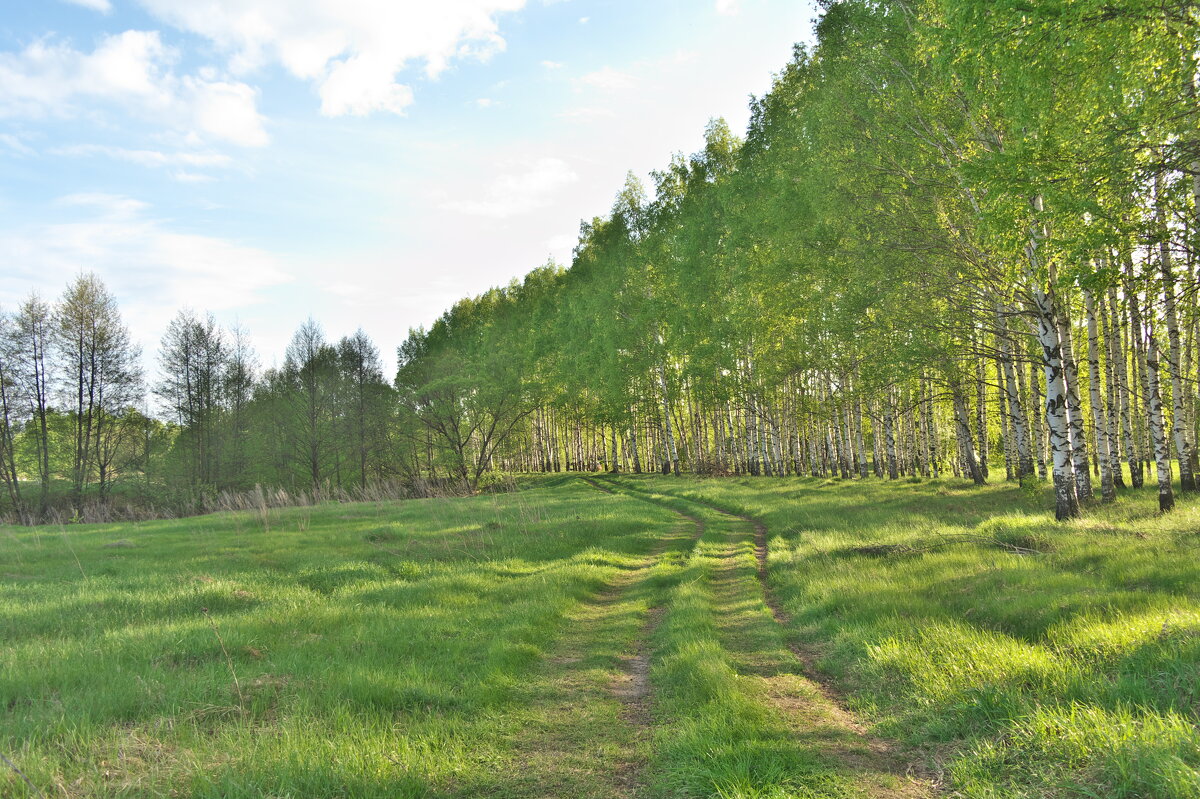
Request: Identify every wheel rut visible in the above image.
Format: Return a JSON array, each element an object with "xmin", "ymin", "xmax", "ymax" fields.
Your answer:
[
  {"xmin": 508, "ymin": 476, "xmax": 702, "ymax": 797},
  {"xmin": 579, "ymin": 477, "xmax": 705, "ymax": 727},
  {"xmin": 681, "ymin": 495, "xmax": 859, "ymax": 713},
  {"xmin": 602, "ymin": 478, "xmax": 938, "ymax": 798}
]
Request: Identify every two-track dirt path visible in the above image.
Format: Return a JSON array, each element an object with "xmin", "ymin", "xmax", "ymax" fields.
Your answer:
[
  {"xmin": 485, "ymin": 477, "xmax": 705, "ymax": 798},
  {"xmin": 603, "ymin": 478, "xmax": 937, "ymax": 799}
]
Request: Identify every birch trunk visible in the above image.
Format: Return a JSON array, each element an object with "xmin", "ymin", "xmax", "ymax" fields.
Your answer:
[
  {"xmin": 1145, "ymin": 329, "xmax": 1176, "ymax": 512},
  {"xmin": 854, "ymin": 397, "xmax": 869, "ymax": 479},
  {"xmin": 884, "ymin": 395, "xmax": 899, "ymax": 479},
  {"xmin": 1032, "ymin": 286, "xmax": 1081, "ymax": 519},
  {"xmin": 657, "ymin": 363, "xmax": 679, "ymax": 476},
  {"xmin": 1156, "ymin": 174, "xmax": 1195, "ymax": 491},
  {"xmin": 1099, "ymin": 291, "xmax": 1125, "ymax": 488},
  {"xmin": 629, "ymin": 410, "xmax": 641, "ymax": 474},
  {"xmin": 1024, "ymin": 359, "xmax": 1048, "ymax": 480},
  {"xmin": 610, "ymin": 425, "xmax": 619, "ymax": 473},
  {"xmin": 951, "ymin": 379, "xmax": 985, "ymax": 485},
  {"xmin": 1057, "ymin": 306, "xmax": 1093, "ymax": 500},
  {"xmin": 995, "ymin": 356, "xmax": 1014, "ymax": 480},
  {"xmin": 996, "ymin": 305, "xmax": 1034, "ymax": 479},
  {"xmin": 1026, "ymin": 196, "xmax": 1080, "ymax": 518},
  {"xmin": 976, "ymin": 353, "xmax": 989, "ymax": 480},
  {"xmin": 1109, "ymin": 285, "xmax": 1140, "ymax": 487},
  {"xmin": 923, "ymin": 376, "xmax": 939, "ymax": 477},
  {"xmin": 1084, "ymin": 288, "xmax": 1115, "ymax": 501},
  {"xmin": 841, "ymin": 400, "xmax": 854, "ymax": 478},
  {"xmin": 1125, "ymin": 256, "xmax": 1151, "ymax": 485}
]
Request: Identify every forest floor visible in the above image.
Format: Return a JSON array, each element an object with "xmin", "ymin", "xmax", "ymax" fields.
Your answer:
[{"xmin": 2, "ymin": 473, "xmax": 1199, "ymax": 798}]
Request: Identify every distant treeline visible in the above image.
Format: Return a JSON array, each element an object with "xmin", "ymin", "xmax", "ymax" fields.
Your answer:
[
  {"xmin": 3, "ymin": 1, "xmax": 1199, "ymax": 522},
  {"xmin": 0, "ymin": 276, "xmax": 407, "ymax": 523}
]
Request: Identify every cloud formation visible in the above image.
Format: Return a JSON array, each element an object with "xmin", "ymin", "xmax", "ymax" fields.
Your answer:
[
  {"xmin": 61, "ymin": 0, "xmax": 112, "ymax": 12},
  {"xmin": 0, "ymin": 31, "xmax": 268, "ymax": 146},
  {"xmin": 0, "ymin": 194, "xmax": 289, "ymax": 349},
  {"xmin": 441, "ymin": 157, "xmax": 579, "ymax": 219},
  {"xmin": 135, "ymin": 0, "xmax": 527, "ymax": 116}
]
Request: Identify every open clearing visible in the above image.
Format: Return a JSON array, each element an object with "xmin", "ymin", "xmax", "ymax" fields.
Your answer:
[{"xmin": 3, "ymin": 476, "xmax": 1200, "ymax": 797}]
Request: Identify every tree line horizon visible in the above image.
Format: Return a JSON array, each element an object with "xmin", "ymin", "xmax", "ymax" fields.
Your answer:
[{"xmin": 1, "ymin": 0, "xmax": 1197, "ymax": 523}]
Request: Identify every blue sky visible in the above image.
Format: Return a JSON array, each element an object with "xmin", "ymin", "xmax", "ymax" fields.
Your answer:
[{"xmin": 0, "ymin": 0, "xmax": 816, "ymax": 372}]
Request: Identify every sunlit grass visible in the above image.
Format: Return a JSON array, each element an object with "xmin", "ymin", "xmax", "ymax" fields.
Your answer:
[
  {"xmin": 5, "ymin": 473, "xmax": 1199, "ymax": 797},
  {"xmin": 630, "ymin": 473, "xmax": 1200, "ymax": 798},
  {"xmin": 0, "ymin": 482, "xmax": 674, "ymax": 798}
]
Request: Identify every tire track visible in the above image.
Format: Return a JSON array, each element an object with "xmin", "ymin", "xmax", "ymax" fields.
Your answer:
[
  {"xmin": 605, "ymin": 478, "xmax": 938, "ymax": 797},
  {"xmin": 570, "ymin": 477, "xmax": 705, "ymax": 794},
  {"xmin": 677, "ymin": 495, "xmax": 858, "ymax": 708}
]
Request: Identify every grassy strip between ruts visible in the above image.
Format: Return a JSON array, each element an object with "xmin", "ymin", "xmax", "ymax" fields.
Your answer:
[
  {"xmin": 615, "ymin": 473, "xmax": 1200, "ymax": 799},
  {"xmin": 604, "ymin": 479, "xmax": 931, "ymax": 799}
]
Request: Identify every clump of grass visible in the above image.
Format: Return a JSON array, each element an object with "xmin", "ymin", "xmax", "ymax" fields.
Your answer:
[
  {"xmin": 0, "ymin": 481, "xmax": 672, "ymax": 798},
  {"xmin": 633, "ymin": 473, "xmax": 1200, "ymax": 797}
]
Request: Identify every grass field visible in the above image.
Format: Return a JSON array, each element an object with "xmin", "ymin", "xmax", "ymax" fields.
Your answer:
[{"xmin": 2, "ymin": 474, "xmax": 1199, "ymax": 797}]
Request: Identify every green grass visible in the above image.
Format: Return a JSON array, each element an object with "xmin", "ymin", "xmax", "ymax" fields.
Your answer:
[
  {"xmin": 1, "ymin": 479, "xmax": 679, "ymax": 798},
  {"xmin": 620, "ymin": 473, "xmax": 1200, "ymax": 798},
  {"xmin": 4, "ymin": 472, "xmax": 1199, "ymax": 797}
]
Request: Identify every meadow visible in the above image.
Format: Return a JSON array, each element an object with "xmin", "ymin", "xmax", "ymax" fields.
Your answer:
[{"xmin": 2, "ymin": 474, "xmax": 1198, "ymax": 797}]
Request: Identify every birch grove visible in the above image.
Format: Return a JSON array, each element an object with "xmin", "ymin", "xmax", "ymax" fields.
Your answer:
[
  {"xmin": 1, "ymin": 0, "xmax": 1198, "ymax": 524},
  {"xmin": 382, "ymin": 0, "xmax": 1200, "ymax": 522}
]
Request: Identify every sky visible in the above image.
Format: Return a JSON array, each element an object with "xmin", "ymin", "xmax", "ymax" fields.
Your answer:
[{"xmin": 0, "ymin": 0, "xmax": 817, "ymax": 375}]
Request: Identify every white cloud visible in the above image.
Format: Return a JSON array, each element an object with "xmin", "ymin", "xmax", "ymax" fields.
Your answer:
[
  {"xmin": 441, "ymin": 157, "xmax": 578, "ymax": 219},
  {"xmin": 475, "ymin": 97, "xmax": 496, "ymax": 108},
  {"xmin": 557, "ymin": 106, "xmax": 615, "ymax": 121},
  {"xmin": 577, "ymin": 66, "xmax": 636, "ymax": 92},
  {"xmin": 319, "ymin": 54, "xmax": 415, "ymax": 116},
  {"xmin": 51, "ymin": 144, "xmax": 234, "ymax": 169},
  {"xmin": 61, "ymin": 0, "xmax": 113, "ymax": 12},
  {"xmin": 172, "ymin": 171, "xmax": 217, "ymax": 183},
  {"xmin": 134, "ymin": 0, "xmax": 527, "ymax": 116},
  {"xmin": 540, "ymin": 60, "xmax": 564, "ymax": 69},
  {"xmin": 0, "ymin": 133, "xmax": 34, "ymax": 155},
  {"xmin": 543, "ymin": 233, "xmax": 576, "ymax": 251},
  {"xmin": 0, "ymin": 31, "xmax": 268, "ymax": 146},
  {"xmin": 716, "ymin": 0, "xmax": 742, "ymax": 15},
  {"xmin": 0, "ymin": 195, "xmax": 289, "ymax": 351},
  {"xmin": 56, "ymin": 192, "xmax": 150, "ymax": 219}
]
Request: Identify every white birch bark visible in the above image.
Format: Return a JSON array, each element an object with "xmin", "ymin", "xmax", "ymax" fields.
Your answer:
[
  {"xmin": 996, "ymin": 304, "xmax": 1034, "ymax": 478},
  {"xmin": 884, "ymin": 393, "xmax": 899, "ymax": 479},
  {"xmin": 1098, "ymin": 291, "xmax": 1125, "ymax": 488},
  {"xmin": 1057, "ymin": 307, "xmax": 1093, "ymax": 500},
  {"xmin": 995, "ymin": 356, "xmax": 1014, "ymax": 479},
  {"xmin": 1023, "ymin": 359, "xmax": 1048, "ymax": 480},
  {"xmin": 1156, "ymin": 175, "xmax": 1195, "ymax": 491},
  {"xmin": 951, "ymin": 379, "xmax": 985, "ymax": 485},
  {"xmin": 1025, "ymin": 196, "xmax": 1079, "ymax": 518},
  {"xmin": 1144, "ymin": 328, "xmax": 1176, "ymax": 512},
  {"xmin": 657, "ymin": 362, "xmax": 679, "ymax": 476},
  {"xmin": 1084, "ymin": 287, "xmax": 1115, "ymax": 501},
  {"xmin": 628, "ymin": 408, "xmax": 641, "ymax": 474},
  {"xmin": 923, "ymin": 376, "xmax": 939, "ymax": 477},
  {"xmin": 1108, "ymin": 285, "xmax": 1139, "ymax": 487},
  {"xmin": 854, "ymin": 397, "xmax": 869, "ymax": 479},
  {"xmin": 976, "ymin": 353, "xmax": 989, "ymax": 480}
]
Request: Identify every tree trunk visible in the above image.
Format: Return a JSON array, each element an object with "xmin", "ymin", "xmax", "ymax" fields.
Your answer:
[
  {"xmin": 1110, "ymin": 285, "xmax": 1141, "ymax": 487},
  {"xmin": 1156, "ymin": 174, "xmax": 1196, "ymax": 491},
  {"xmin": 996, "ymin": 305, "xmax": 1034, "ymax": 479},
  {"xmin": 1084, "ymin": 288, "xmax": 1115, "ymax": 501},
  {"xmin": 1057, "ymin": 302, "xmax": 1093, "ymax": 501},
  {"xmin": 884, "ymin": 395, "xmax": 899, "ymax": 479},
  {"xmin": 1145, "ymin": 329, "xmax": 1176, "ymax": 512},
  {"xmin": 951, "ymin": 379, "xmax": 985, "ymax": 485}
]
